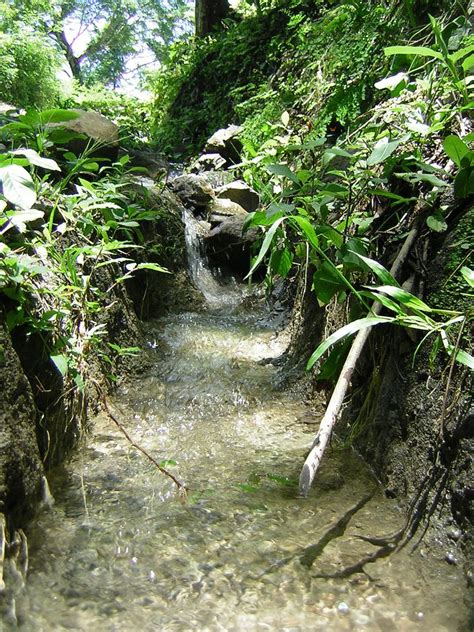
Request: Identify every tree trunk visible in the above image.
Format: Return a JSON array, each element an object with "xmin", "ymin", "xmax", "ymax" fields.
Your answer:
[{"xmin": 195, "ymin": 0, "xmax": 230, "ymax": 37}]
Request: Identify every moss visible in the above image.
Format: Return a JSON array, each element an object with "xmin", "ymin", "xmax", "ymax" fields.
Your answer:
[{"xmin": 429, "ymin": 207, "xmax": 474, "ymax": 316}]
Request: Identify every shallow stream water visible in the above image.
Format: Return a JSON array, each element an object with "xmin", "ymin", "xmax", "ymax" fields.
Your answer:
[{"xmin": 15, "ymin": 294, "xmax": 470, "ymax": 631}]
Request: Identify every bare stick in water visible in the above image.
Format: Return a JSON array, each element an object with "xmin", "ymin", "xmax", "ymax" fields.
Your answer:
[{"xmin": 299, "ymin": 225, "xmax": 420, "ymax": 497}]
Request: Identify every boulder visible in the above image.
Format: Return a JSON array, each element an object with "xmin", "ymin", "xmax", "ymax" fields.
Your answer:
[
  {"xmin": 204, "ymin": 212, "xmax": 257, "ymax": 277},
  {"xmin": 191, "ymin": 153, "xmax": 227, "ymax": 172},
  {"xmin": 217, "ymin": 180, "xmax": 260, "ymax": 213},
  {"xmin": 126, "ymin": 149, "xmax": 168, "ymax": 179},
  {"xmin": 48, "ymin": 109, "xmax": 119, "ymax": 161},
  {"xmin": 208, "ymin": 198, "xmax": 248, "ymax": 225},
  {"xmin": 169, "ymin": 174, "xmax": 215, "ymax": 211},
  {"xmin": 205, "ymin": 124, "xmax": 243, "ymax": 166}
]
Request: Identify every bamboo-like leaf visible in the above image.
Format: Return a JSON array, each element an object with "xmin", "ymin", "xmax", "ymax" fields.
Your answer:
[
  {"xmin": 245, "ymin": 216, "xmax": 286, "ymax": 279},
  {"xmin": 307, "ymin": 316, "xmax": 393, "ymax": 370},
  {"xmin": 460, "ymin": 266, "xmax": 474, "ymax": 288},
  {"xmin": 384, "ymin": 45, "xmax": 444, "ymax": 60},
  {"xmin": 374, "ymin": 285, "xmax": 432, "ymax": 312},
  {"xmin": 348, "ymin": 251, "xmax": 399, "ymax": 286}
]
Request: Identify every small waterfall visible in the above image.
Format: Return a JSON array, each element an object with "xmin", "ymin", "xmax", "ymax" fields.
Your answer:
[{"xmin": 183, "ymin": 209, "xmax": 246, "ymax": 308}]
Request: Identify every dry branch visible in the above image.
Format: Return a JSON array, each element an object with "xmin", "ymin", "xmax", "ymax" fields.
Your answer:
[{"xmin": 299, "ymin": 225, "xmax": 420, "ymax": 497}]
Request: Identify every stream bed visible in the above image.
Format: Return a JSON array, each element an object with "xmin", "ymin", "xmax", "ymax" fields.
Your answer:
[{"xmin": 16, "ymin": 299, "xmax": 469, "ymax": 631}]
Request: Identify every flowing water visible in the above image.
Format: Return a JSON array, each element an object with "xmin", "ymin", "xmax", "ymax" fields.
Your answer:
[{"xmin": 13, "ymin": 223, "xmax": 470, "ymax": 631}]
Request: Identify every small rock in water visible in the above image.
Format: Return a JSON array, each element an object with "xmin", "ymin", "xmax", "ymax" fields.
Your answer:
[
  {"xmin": 337, "ymin": 602, "xmax": 350, "ymax": 615},
  {"xmin": 447, "ymin": 527, "xmax": 462, "ymax": 541},
  {"xmin": 416, "ymin": 612, "xmax": 424, "ymax": 620},
  {"xmin": 445, "ymin": 552, "xmax": 458, "ymax": 565}
]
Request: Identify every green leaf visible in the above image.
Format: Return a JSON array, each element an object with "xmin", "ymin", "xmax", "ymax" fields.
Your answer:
[
  {"xmin": 373, "ymin": 285, "xmax": 432, "ymax": 312},
  {"xmin": 454, "ymin": 166, "xmax": 474, "ymax": 198},
  {"xmin": 245, "ymin": 216, "xmax": 286, "ymax": 279},
  {"xmin": 313, "ymin": 262, "xmax": 345, "ymax": 304},
  {"xmin": 307, "ymin": 317, "xmax": 393, "ymax": 370},
  {"xmin": 270, "ymin": 247, "xmax": 293, "ymax": 277},
  {"xmin": 38, "ymin": 109, "xmax": 80, "ymax": 124},
  {"xmin": 426, "ymin": 214, "xmax": 447, "ymax": 232},
  {"xmin": 51, "ymin": 354, "xmax": 69, "ymax": 377},
  {"xmin": 348, "ymin": 251, "xmax": 399, "ymax": 286},
  {"xmin": 460, "ymin": 266, "xmax": 474, "ymax": 288},
  {"xmin": 462, "ymin": 54, "xmax": 474, "ymax": 72},
  {"xmin": 289, "ymin": 215, "xmax": 319, "ymax": 249},
  {"xmin": 367, "ymin": 136, "xmax": 406, "ymax": 166},
  {"xmin": 322, "ymin": 146, "xmax": 353, "ymax": 167},
  {"xmin": 266, "ymin": 163, "xmax": 299, "ymax": 183},
  {"xmin": 0, "ymin": 164, "xmax": 36, "ymax": 209},
  {"xmin": 7, "ymin": 209, "xmax": 45, "ymax": 232},
  {"xmin": 10, "ymin": 149, "xmax": 61, "ymax": 171},
  {"xmin": 384, "ymin": 45, "xmax": 444, "ymax": 60},
  {"xmin": 443, "ymin": 135, "xmax": 470, "ymax": 167},
  {"xmin": 449, "ymin": 44, "xmax": 474, "ymax": 64},
  {"xmin": 374, "ymin": 72, "xmax": 408, "ymax": 91}
]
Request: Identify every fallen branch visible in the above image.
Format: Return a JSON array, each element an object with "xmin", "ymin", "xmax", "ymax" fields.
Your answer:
[
  {"xmin": 97, "ymin": 386, "xmax": 187, "ymax": 498},
  {"xmin": 299, "ymin": 225, "xmax": 420, "ymax": 497}
]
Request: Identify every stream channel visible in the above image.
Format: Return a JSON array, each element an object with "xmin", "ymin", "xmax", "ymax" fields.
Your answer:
[{"xmin": 14, "ymin": 213, "xmax": 469, "ymax": 631}]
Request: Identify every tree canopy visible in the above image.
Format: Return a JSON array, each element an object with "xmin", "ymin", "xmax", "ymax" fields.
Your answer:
[{"xmin": 1, "ymin": 0, "xmax": 191, "ymax": 87}]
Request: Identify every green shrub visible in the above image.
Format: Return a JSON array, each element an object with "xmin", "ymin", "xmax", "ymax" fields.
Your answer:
[{"xmin": 0, "ymin": 32, "xmax": 61, "ymax": 108}]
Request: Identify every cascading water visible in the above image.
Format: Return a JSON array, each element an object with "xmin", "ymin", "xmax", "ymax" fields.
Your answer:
[
  {"xmin": 183, "ymin": 209, "xmax": 248, "ymax": 309},
  {"xmin": 11, "ymin": 223, "xmax": 470, "ymax": 631}
]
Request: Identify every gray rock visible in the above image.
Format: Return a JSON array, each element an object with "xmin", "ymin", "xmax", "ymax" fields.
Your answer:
[
  {"xmin": 191, "ymin": 153, "xmax": 227, "ymax": 172},
  {"xmin": 205, "ymin": 125, "xmax": 243, "ymax": 166},
  {"xmin": 204, "ymin": 213, "xmax": 258, "ymax": 276},
  {"xmin": 208, "ymin": 198, "xmax": 248, "ymax": 225},
  {"xmin": 217, "ymin": 180, "xmax": 260, "ymax": 212},
  {"xmin": 48, "ymin": 109, "xmax": 119, "ymax": 161},
  {"xmin": 169, "ymin": 174, "xmax": 215, "ymax": 210}
]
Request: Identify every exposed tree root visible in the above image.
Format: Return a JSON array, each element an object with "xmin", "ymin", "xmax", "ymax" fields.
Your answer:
[{"xmin": 299, "ymin": 224, "xmax": 421, "ymax": 497}]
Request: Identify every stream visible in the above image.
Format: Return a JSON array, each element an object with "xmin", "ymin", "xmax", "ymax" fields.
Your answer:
[{"xmin": 14, "ymin": 214, "xmax": 469, "ymax": 631}]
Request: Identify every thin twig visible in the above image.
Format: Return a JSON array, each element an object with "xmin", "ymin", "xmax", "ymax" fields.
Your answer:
[{"xmin": 97, "ymin": 385, "xmax": 187, "ymax": 497}]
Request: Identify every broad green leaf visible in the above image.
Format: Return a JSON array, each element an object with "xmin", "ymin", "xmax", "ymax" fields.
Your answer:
[
  {"xmin": 0, "ymin": 164, "xmax": 36, "ymax": 209},
  {"xmin": 8, "ymin": 209, "xmax": 44, "ymax": 232},
  {"xmin": 426, "ymin": 214, "xmax": 447, "ymax": 232},
  {"xmin": 290, "ymin": 215, "xmax": 319, "ymax": 249},
  {"xmin": 348, "ymin": 251, "xmax": 399, "ymax": 286},
  {"xmin": 313, "ymin": 262, "xmax": 345, "ymax": 304},
  {"xmin": 307, "ymin": 316, "xmax": 393, "ymax": 370},
  {"xmin": 443, "ymin": 135, "xmax": 470, "ymax": 167},
  {"xmin": 449, "ymin": 44, "xmax": 474, "ymax": 64},
  {"xmin": 245, "ymin": 216, "xmax": 286, "ymax": 279},
  {"xmin": 322, "ymin": 146, "xmax": 353, "ymax": 167},
  {"xmin": 270, "ymin": 247, "xmax": 293, "ymax": 277},
  {"xmin": 373, "ymin": 285, "xmax": 432, "ymax": 312},
  {"xmin": 462, "ymin": 54, "xmax": 474, "ymax": 72},
  {"xmin": 460, "ymin": 266, "xmax": 474, "ymax": 288},
  {"xmin": 266, "ymin": 163, "xmax": 299, "ymax": 183},
  {"xmin": 316, "ymin": 224, "xmax": 344, "ymax": 248},
  {"xmin": 11, "ymin": 149, "xmax": 61, "ymax": 171},
  {"xmin": 38, "ymin": 109, "xmax": 80, "ymax": 124},
  {"xmin": 51, "ymin": 354, "xmax": 69, "ymax": 377},
  {"xmin": 281, "ymin": 111, "xmax": 290, "ymax": 127},
  {"xmin": 367, "ymin": 137, "xmax": 406, "ymax": 166},
  {"xmin": 454, "ymin": 166, "xmax": 474, "ymax": 198},
  {"xmin": 451, "ymin": 348, "xmax": 474, "ymax": 370},
  {"xmin": 384, "ymin": 45, "xmax": 444, "ymax": 60},
  {"xmin": 374, "ymin": 72, "xmax": 408, "ymax": 90}
]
